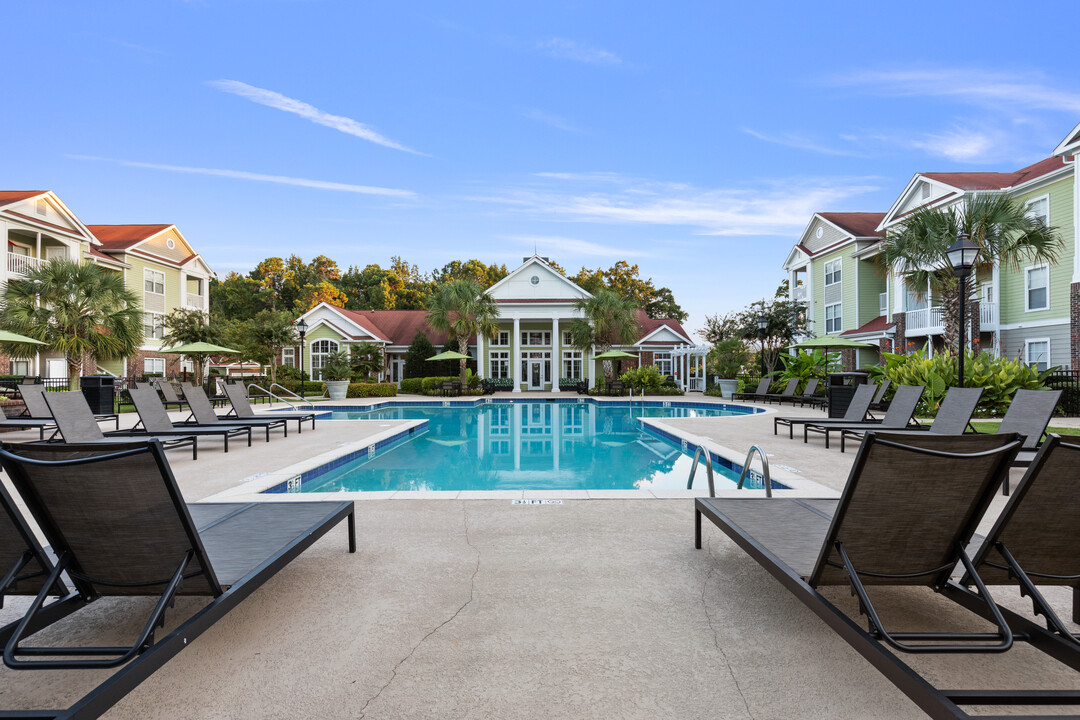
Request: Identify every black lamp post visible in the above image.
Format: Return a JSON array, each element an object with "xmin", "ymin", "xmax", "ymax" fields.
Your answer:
[
  {"xmin": 946, "ymin": 231, "xmax": 980, "ymax": 388},
  {"xmin": 756, "ymin": 309, "xmax": 768, "ymax": 378},
  {"xmin": 296, "ymin": 318, "xmax": 308, "ymax": 400}
]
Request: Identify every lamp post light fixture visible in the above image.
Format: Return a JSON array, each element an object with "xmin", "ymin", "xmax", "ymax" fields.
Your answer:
[
  {"xmin": 296, "ymin": 318, "xmax": 309, "ymax": 400},
  {"xmin": 946, "ymin": 231, "xmax": 980, "ymax": 388},
  {"xmin": 756, "ymin": 308, "xmax": 768, "ymax": 378}
]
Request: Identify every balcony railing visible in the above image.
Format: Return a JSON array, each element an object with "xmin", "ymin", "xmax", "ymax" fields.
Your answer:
[
  {"xmin": 906, "ymin": 302, "xmax": 997, "ymax": 335},
  {"xmin": 7, "ymin": 253, "xmax": 47, "ymax": 276},
  {"xmin": 879, "ymin": 292, "xmax": 888, "ymax": 315},
  {"xmin": 185, "ymin": 293, "xmax": 205, "ymax": 310},
  {"xmin": 792, "ymin": 285, "xmax": 807, "ymax": 301},
  {"xmin": 980, "ymin": 301, "xmax": 998, "ymax": 329}
]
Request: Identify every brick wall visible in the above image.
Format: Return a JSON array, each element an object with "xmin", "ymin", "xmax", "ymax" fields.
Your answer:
[
  {"xmin": 1071, "ymin": 282, "xmax": 1080, "ymax": 370},
  {"xmin": 131, "ymin": 350, "xmax": 184, "ymax": 377},
  {"xmin": 893, "ymin": 312, "xmax": 906, "ymax": 354}
]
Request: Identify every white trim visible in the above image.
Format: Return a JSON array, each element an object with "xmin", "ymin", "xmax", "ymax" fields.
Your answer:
[
  {"xmin": 1023, "ymin": 337, "xmax": 1051, "ymax": 371},
  {"xmin": 1024, "ymin": 263, "xmax": 1050, "ymax": 312},
  {"xmin": 1053, "ymin": 120, "xmax": 1080, "ymax": 157},
  {"xmin": 823, "ymin": 258, "xmax": 842, "ymax": 286},
  {"xmin": 299, "ymin": 302, "xmax": 388, "ymax": 342},
  {"xmin": 996, "ymin": 318, "xmax": 1069, "ymax": 331},
  {"xmin": 485, "ymin": 255, "xmax": 593, "ymax": 300},
  {"xmin": 634, "ymin": 324, "xmax": 694, "ymax": 346},
  {"xmin": 1024, "ymin": 193, "xmax": 1050, "ymax": 225}
]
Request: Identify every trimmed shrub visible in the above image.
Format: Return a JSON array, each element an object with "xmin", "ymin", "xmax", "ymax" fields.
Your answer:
[
  {"xmin": 276, "ymin": 378, "xmax": 326, "ymax": 396},
  {"xmin": 399, "ymin": 378, "xmax": 424, "ymax": 394},
  {"xmin": 346, "ymin": 382, "xmax": 397, "ymax": 398},
  {"xmin": 487, "ymin": 377, "xmax": 514, "ymax": 390}
]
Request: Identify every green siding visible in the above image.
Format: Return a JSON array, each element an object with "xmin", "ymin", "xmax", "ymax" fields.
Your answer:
[
  {"xmin": 841, "ymin": 254, "xmax": 857, "ymax": 330},
  {"xmin": 856, "ymin": 259, "xmax": 886, "ymax": 327},
  {"xmin": 301, "ymin": 324, "xmax": 346, "ymax": 372},
  {"xmin": 999, "ymin": 176, "xmax": 1074, "ymax": 325},
  {"xmin": 123, "ymin": 255, "xmax": 183, "ymax": 349},
  {"xmin": 812, "ymin": 248, "xmax": 849, "ymax": 333}
]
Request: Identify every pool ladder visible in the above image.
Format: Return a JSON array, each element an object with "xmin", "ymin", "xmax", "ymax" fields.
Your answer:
[{"xmin": 686, "ymin": 445, "xmax": 773, "ymax": 498}]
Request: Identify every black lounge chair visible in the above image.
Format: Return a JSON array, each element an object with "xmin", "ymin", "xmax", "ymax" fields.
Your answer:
[
  {"xmin": 965, "ymin": 434, "xmax": 1080, "ymax": 637},
  {"xmin": 731, "ymin": 377, "xmax": 769, "ymax": 402},
  {"xmin": 233, "ymin": 380, "xmax": 271, "ymax": 405},
  {"xmin": 994, "ymin": 388, "xmax": 1063, "ymax": 475},
  {"xmin": 222, "ymin": 382, "xmax": 315, "ymax": 433},
  {"xmin": 0, "ymin": 481, "xmax": 84, "ymax": 647},
  {"xmin": 153, "ymin": 378, "xmax": 188, "ymax": 411},
  {"xmin": 775, "ymin": 378, "xmax": 823, "ymax": 408},
  {"xmin": 128, "ymin": 387, "xmax": 252, "ymax": 451},
  {"xmin": 763, "ymin": 378, "xmax": 798, "ymax": 405},
  {"xmin": 868, "ymin": 378, "xmax": 892, "ymax": 412},
  {"xmin": 840, "ymin": 386, "xmax": 983, "ymax": 452},
  {"xmin": 182, "ymin": 384, "xmax": 289, "ymax": 441},
  {"xmin": 0, "ymin": 440, "xmax": 355, "ymax": 719},
  {"xmin": 42, "ymin": 391, "xmax": 199, "ymax": 460},
  {"xmin": 692, "ymin": 431, "xmax": 1080, "ymax": 720},
  {"xmin": 773, "ymin": 382, "xmax": 876, "ymax": 439},
  {"xmin": 0, "ymin": 384, "xmax": 120, "ymax": 440},
  {"xmin": 803, "ymin": 384, "xmax": 924, "ymax": 449}
]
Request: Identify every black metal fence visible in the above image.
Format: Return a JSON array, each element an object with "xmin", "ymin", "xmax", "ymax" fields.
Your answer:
[{"xmin": 1045, "ymin": 369, "xmax": 1080, "ymax": 417}]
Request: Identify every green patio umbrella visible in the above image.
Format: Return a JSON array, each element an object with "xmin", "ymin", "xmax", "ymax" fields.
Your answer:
[
  {"xmin": 160, "ymin": 342, "xmax": 242, "ymax": 355},
  {"xmin": 0, "ymin": 330, "xmax": 47, "ymax": 346},
  {"xmin": 426, "ymin": 350, "xmax": 472, "ymax": 362},
  {"xmin": 594, "ymin": 350, "xmax": 638, "ymax": 359}
]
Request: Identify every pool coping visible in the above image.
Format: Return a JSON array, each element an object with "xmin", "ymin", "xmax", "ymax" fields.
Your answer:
[{"xmin": 206, "ymin": 401, "xmax": 837, "ymax": 502}]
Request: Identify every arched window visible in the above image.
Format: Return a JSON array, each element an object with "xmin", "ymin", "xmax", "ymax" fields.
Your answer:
[{"xmin": 310, "ymin": 339, "xmax": 339, "ymax": 380}]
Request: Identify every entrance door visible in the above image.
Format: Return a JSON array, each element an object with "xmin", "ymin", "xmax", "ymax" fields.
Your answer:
[
  {"xmin": 46, "ymin": 358, "xmax": 68, "ymax": 378},
  {"xmin": 529, "ymin": 360, "xmax": 543, "ymax": 390},
  {"xmin": 391, "ymin": 360, "xmax": 403, "ymax": 386}
]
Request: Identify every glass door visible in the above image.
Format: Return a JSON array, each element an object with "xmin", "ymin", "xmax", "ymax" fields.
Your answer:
[{"xmin": 529, "ymin": 360, "xmax": 542, "ymax": 389}]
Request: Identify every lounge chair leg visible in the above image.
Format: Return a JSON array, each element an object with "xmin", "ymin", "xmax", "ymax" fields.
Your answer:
[
  {"xmin": 1074, "ymin": 587, "xmax": 1079, "ymax": 625},
  {"xmin": 347, "ymin": 511, "xmax": 356, "ymax": 554},
  {"xmin": 224, "ymin": 435, "xmax": 228, "ymax": 453},
  {"xmin": 695, "ymin": 510, "xmax": 702, "ymax": 549}
]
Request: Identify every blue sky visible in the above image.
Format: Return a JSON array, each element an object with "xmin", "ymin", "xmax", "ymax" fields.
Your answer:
[{"xmin": 4, "ymin": 1, "xmax": 1079, "ymax": 337}]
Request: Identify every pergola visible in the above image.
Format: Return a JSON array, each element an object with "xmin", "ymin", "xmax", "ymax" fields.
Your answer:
[{"xmin": 670, "ymin": 344, "xmax": 709, "ymax": 392}]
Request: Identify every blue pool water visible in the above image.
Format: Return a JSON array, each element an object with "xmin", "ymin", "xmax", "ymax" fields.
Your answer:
[{"xmin": 270, "ymin": 400, "xmax": 783, "ymax": 494}]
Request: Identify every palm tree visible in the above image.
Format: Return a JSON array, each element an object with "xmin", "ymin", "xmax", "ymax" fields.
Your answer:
[
  {"xmin": 881, "ymin": 193, "xmax": 1063, "ymax": 354},
  {"xmin": 566, "ymin": 288, "xmax": 640, "ymax": 384},
  {"xmin": 426, "ymin": 279, "xmax": 500, "ymax": 384},
  {"xmin": 1, "ymin": 259, "xmax": 143, "ymax": 384}
]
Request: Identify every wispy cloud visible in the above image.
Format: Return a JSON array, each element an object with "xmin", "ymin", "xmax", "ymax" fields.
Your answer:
[
  {"xmin": 473, "ymin": 173, "xmax": 880, "ymax": 237},
  {"xmin": 207, "ymin": 80, "xmax": 426, "ymax": 155},
  {"xmin": 741, "ymin": 128, "xmax": 857, "ymax": 156},
  {"xmin": 831, "ymin": 67, "xmax": 1080, "ymax": 114},
  {"xmin": 504, "ymin": 235, "xmax": 652, "ymax": 258},
  {"xmin": 521, "ymin": 108, "xmax": 584, "ymax": 134},
  {"xmin": 539, "ymin": 38, "xmax": 621, "ymax": 65},
  {"xmin": 68, "ymin": 155, "xmax": 416, "ymax": 197}
]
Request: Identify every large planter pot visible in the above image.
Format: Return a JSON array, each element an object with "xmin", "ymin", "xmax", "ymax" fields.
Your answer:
[
  {"xmin": 717, "ymin": 379, "xmax": 739, "ymax": 399},
  {"xmin": 325, "ymin": 380, "xmax": 350, "ymax": 400}
]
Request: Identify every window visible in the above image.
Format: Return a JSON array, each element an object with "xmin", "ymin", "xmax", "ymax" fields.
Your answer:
[
  {"xmin": 824, "ymin": 259, "xmax": 841, "ymax": 286},
  {"xmin": 1025, "ymin": 265, "xmax": 1049, "ymax": 311},
  {"xmin": 9, "ymin": 244, "xmax": 29, "ymax": 257},
  {"xmin": 144, "ymin": 269, "xmax": 165, "ymax": 295},
  {"xmin": 825, "ymin": 303, "xmax": 842, "ymax": 334},
  {"xmin": 1026, "ymin": 196, "xmax": 1049, "ymax": 226},
  {"xmin": 310, "ymin": 339, "xmax": 339, "ymax": 380},
  {"xmin": 654, "ymin": 352, "xmax": 672, "ymax": 376},
  {"xmin": 490, "ymin": 331, "xmax": 510, "ymax": 346},
  {"xmin": 563, "ymin": 331, "xmax": 574, "ymax": 348},
  {"xmin": 10, "ymin": 360, "xmax": 29, "ymax": 376},
  {"xmin": 562, "ymin": 351, "xmax": 582, "ymax": 379},
  {"xmin": 143, "ymin": 312, "xmax": 165, "ymax": 340},
  {"xmin": 521, "ymin": 331, "xmax": 551, "ymax": 346},
  {"xmin": 489, "ymin": 351, "xmax": 510, "ymax": 379},
  {"xmin": 281, "ymin": 347, "xmax": 295, "ymax": 368},
  {"xmin": 144, "ymin": 357, "xmax": 165, "ymax": 375},
  {"xmin": 180, "ymin": 359, "xmax": 194, "ymax": 373},
  {"xmin": 1025, "ymin": 339, "xmax": 1050, "ymax": 371}
]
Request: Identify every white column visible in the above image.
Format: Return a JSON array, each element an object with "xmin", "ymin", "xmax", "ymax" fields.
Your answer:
[
  {"xmin": 550, "ymin": 316, "xmax": 560, "ymax": 392},
  {"xmin": 513, "ymin": 403, "xmax": 521, "ymax": 470},
  {"xmin": 587, "ymin": 345, "xmax": 596, "ymax": 389},
  {"xmin": 512, "ymin": 314, "xmax": 521, "ymax": 393},
  {"xmin": 476, "ymin": 331, "xmax": 485, "ymax": 379}
]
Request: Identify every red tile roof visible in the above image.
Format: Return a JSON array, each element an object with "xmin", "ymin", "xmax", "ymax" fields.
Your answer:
[
  {"xmin": 818, "ymin": 212, "xmax": 886, "ymax": 238},
  {"xmin": 921, "ymin": 156, "xmax": 1066, "ymax": 191},
  {"xmin": 840, "ymin": 315, "xmax": 894, "ymax": 337},
  {"xmin": 634, "ymin": 310, "xmax": 691, "ymax": 344},
  {"xmin": 0, "ymin": 191, "xmax": 47, "ymax": 208},
  {"xmin": 87, "ymin": 224, "xmax": 173, "ymax": 250}
]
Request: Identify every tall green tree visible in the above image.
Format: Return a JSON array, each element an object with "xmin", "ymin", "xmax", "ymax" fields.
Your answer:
[
  {"xmin": 163, "ymin": 307, "xmax": 218, "ymax": 382},
  {"xmin": 1, "ymin": 259, "xmax": 143, "ymax": 383},
  {"xmin": 404, "ymin": 330, "xmax": 437, "ymax": 378},
  {"xmin": 247, "ymin": 309, "xmax": 298, "ymax": 383},
  {"xmin": 882, "ymin": 194, "xmax": 1063, "ymax": 353},
  {"xmin": 426, "ymin": 279, "xmax": 500, "ymax": 384},
  {"xmin": 570, "ymin": 261, "xmax": 686, "ymax": 322},
  {"xmin": 350, "ymin": 341, "xmax": 385, "ymax": 380},
  {"xmin": 700, "ymin": 281, "xmax": 807, "ymax": 375},
  {"xmin": 566, "ymin": 288, "xmax": 640, "ymax": 383}
]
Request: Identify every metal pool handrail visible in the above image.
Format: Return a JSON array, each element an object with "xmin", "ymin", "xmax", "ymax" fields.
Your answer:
[
  {"xmin": 686, "ymin": 446, "xmax": 716, "ymax": 497},
  {"xmin": 736, "ymin": 445, "xmax": 773, "ymax": 498},
  {"xmin": 246, "ymin": 383, "xmax": 313, "ymax": 411}
]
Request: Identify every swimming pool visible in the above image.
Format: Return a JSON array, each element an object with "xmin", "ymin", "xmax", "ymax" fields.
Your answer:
[{"xmin": 266, "ymin": 400, "xmax": 782, "ymax": 494}]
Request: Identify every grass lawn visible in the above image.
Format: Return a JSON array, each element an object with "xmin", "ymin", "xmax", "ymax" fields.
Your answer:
[{"xmin": 970, "ymin": 420, "xmax": 1080, "ymax": 437}]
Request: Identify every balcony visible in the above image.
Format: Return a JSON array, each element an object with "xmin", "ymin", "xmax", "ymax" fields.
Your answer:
[
  {"xmin": 792, "ymin": 285, "xmax": 807, "ymax": 301},
  {"xmin": 905, "ymin": 302, "xmax": 998, "ymax": 336},
  {"xmin": 7, "ymin": 253, "xmax": 47, "ymax": 276},
  {"xmin": 185, "ymin": 293, "xmax": 205, "ymax": 310}
]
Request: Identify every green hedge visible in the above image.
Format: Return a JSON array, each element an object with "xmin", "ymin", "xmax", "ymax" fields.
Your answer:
[
  {"xmin": 276, "ymin": 379, "xmax": 326, "ymax": 396},
  {"xmin": 421, "ymin": 375, "xmax": 480, "ymax": 393},
  {"xmin": 399, "ymin": 378, "xmax": 424, "ymax": 394},
  {"xmin": 346, "ymin": 382, "xmax": 397, "ymax": 398},
  {"xmin": 487, "ymin": 377, "xmax": 514, "ymax": 389}
]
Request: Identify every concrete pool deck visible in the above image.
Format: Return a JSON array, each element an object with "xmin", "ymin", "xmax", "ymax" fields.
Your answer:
[{"xmin": 0, "ymin": 393, "xmax": 1076, "ymax": 718}]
